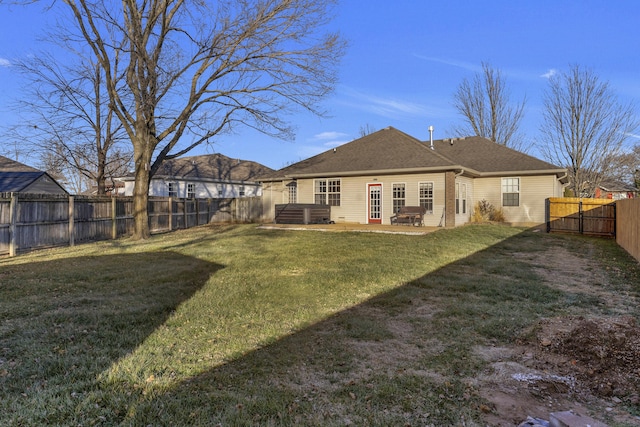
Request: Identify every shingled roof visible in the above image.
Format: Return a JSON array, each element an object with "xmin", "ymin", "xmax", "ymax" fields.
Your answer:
[
  {"xmin": 259, "ymin": 127, "xmax": 457, "ymax": 180},
  {"xmin": 122, "ymin": 153, "xmax": 273, "ymax": 183},
  {"xmin": 0, "ymin": 155, "xmax": 68, "ymax": 194},
  {"xmin": 259, "ymin": 127, "xmax": 566, "ymax": 181},
  {"xmin": 0, "ymin": 155, "xmax": 40, "ymax": 172},
  {"xmin": 431, "ymin": 136, "xmax": 566, "ymax": 176}
]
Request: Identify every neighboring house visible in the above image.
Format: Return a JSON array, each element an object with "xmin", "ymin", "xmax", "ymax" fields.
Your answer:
[
  {"xmin": 0, "ymin": 155, "xmax": 68, "ymax": 194},
  {"xmin": 258, "ymin": 127, "xmax": 568, "ymax": 227},
  {"xmin": 595, "ymin": 179, "xmax": 637, "ymax": 200},
  {"xmin": 115, "ymin": 153, "xmax": 273, "ymax": 199}
]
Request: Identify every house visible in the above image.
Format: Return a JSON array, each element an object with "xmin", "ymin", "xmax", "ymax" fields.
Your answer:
[
  {"xmin": 0, "ymin": 155, "xmax": 68, "ymax": 194},
  {"xmin": 258, "ymin": 127, "xmax": 568, "ymax": 227},
  {"xmin": 115, "ymin": 153, "xmax": 273, "ymax": 199},
  {"xmin": 595, "ymin": 179, "xmax": 637, "ymax": 200}
]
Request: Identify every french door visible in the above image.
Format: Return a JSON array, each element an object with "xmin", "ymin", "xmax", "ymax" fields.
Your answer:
[{"xmin": 368, "ymin": 183, "xmax": 382, "ymax": 224}]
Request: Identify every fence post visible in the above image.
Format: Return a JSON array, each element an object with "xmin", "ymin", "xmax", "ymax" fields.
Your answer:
[
  {"xmin": 68, "ymin": 195, "xmax": 75, "ymax": 247},
  {"xmin": 168, "ymin": 197, "xmax": 173, "ymax": 231},
  {"xmin": 9, "ymin": 194, "xmax": 17, "ymax": 257},
  {"xmin": 578, "ymin": 200, "xmax": 583, "ymax": 234},
  {"xmin": 112, "ymin": 197, "xmax": 117, "ymax": 239},
  {"xmin": 183, "ymin": 198, "xmax": 187, "ymax": 229}
]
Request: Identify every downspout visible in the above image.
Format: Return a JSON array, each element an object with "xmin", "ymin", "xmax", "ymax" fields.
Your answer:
[{"xmin": 557, "ymin": 171, "xmax": 569, "ymax": 196}]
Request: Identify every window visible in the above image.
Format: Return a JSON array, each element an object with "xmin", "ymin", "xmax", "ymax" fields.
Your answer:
[
  {"xmin": 168, "ymin": 182, "xmax": 177, "ymax": 197},
  {"xmin": 187, "ymin": 183, "xmax": 195, "ymax": 199},
  {"xmin": 419, "ymin": 182, "xmax": 434, "ymax": 214},
  {"xmin": 314, "ymin": 178, "xmax": 341, "ymax": 206},
  {"xmin": 461, "ymin": 183, "xmax": 467, "ymax": 214},
  {"xmin": 239, "ymin": 185, "xmax": 245, "ymax": 197},
  {"xmin": 502, "ymin": 177, "xmax": 520, "ymax": 206},
  {"xmin": 287, "ymin": 182, "xmax": 297, "ymax": 203},
  {"xmin": 455, "ymin": 183, "xmax": 460, "ymax": 214},
  {"xmin": 392, "ymin": 183, "xmax": 405, "ymax": 213}
]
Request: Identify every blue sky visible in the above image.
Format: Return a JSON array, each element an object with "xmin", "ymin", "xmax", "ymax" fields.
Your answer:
[{"xmin": 1, "ymin": 1, "xmax": 639, "ymax": 170}]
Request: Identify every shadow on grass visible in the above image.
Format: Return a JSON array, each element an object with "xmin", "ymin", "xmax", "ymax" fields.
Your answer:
[
  {"xmin": 0, "ymin": 251, "xmax": 222, "ymax": 425},
  {"xmin": 3, "ymin": 228, "xmax": 638, "ymax": 426},
  {"xmin": 113, "ymin": 229, "xmax": 640, "ymax": 426}
]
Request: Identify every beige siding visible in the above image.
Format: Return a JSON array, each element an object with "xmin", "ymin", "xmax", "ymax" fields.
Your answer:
[
  {"xmin": 263, "ymin": 173, "xmax": 565, "ymax": 226},
  {"xmin": 291, "ymin": 173, "xmax": 447, "ymax": 225},
  {"xmin": 455, "ymin": 177, "xmax": 474, "ymax": 226},
  {"xmin": 260, "ymin": 181, "xmax": 286, "ymax": 222},
  {"xmin": 473, "ymin": 175, "xmax": 563, "ymax": 225}
]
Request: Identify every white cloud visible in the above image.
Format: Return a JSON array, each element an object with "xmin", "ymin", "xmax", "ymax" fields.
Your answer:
[
  {"xmin": 541, "ymin": 68, "xmax": 557, "ymax": 79},
  {"xmin": 0, "ymin": 58, "xmax": 11, "ymax": 67},
  {"xmin": 412, "ymin": 55, "xmax": 482, "ymax": 73},
  {"xmin": 338, "ymin": 86, "xmax": 437, "ymax": 119},
  {"xmin": 313, "ymin": 131, "xmax": 348, "ymax": 141}
]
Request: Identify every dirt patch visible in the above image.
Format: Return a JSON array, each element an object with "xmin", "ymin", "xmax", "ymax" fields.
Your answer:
[
  {"xmin": 477, "ymin": 244, "xmax": 640, "ymax": 426},
  {"xmin": 477, "ymin": 315, "xmax": 640, "ymax": 426}
]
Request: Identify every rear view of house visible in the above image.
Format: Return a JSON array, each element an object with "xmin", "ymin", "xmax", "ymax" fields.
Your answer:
[{"xmin": 258, "ymin": 127, "xmax": 567, "ymax": 227}]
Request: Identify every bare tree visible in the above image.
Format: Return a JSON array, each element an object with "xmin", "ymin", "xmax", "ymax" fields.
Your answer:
[
  {"xmin": 452, "ymin": 62, "xmax": 526, "ymax": 149},
  {"xmin": 539, "ymin": 65, "xmax": 638, "ymax": 197},
  {"xmin": 9, "ymin": 52, "xmax": 131, "ymax": 194},
  {"xmin": 33, "ymin": 0, "xmax": 346, "ymax": 239},
  {"xmin": 607, "ymin": 143, "xmax": 640, "ymax": 188},
  {"xmin": 358, "ymin": 123, "xmax": 377, "ymax": 137}
]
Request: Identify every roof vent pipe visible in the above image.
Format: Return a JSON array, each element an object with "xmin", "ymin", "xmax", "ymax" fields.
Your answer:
[{"xmin": 428, "ymin": 125, "xmax": 434, "ymax": 150}]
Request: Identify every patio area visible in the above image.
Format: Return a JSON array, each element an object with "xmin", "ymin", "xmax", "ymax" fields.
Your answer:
[{"xmin": 257, "ymin": 222, "xmax": 439, "ymax": 235}]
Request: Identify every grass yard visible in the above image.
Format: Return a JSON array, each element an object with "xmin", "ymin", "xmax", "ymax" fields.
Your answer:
[{"xmin": 0, "ymin": 224, "xmax": 639, "ymax": 426}]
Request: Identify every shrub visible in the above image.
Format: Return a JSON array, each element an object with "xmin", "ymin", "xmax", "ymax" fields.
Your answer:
[{"xmin": 471, "ymin": 200, "xmax": 505, "ymax": 223}]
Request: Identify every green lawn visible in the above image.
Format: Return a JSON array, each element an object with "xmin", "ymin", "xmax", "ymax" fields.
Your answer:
[{"xmin": 0, "ymin": 224, "xmax": 638, "ymax": 426}]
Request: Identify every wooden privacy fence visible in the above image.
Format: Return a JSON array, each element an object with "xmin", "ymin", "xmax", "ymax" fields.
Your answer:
[
  {"xmin": 546, "ymin": 197, "xmax": 616, "ymax": 237},
  {"xmin": 0, "ymin": 193, "xmax": 262, "ymax": 256},
  {"xmin": 616, "ymin": 198, "xmax": 640, "ymax": 263}
]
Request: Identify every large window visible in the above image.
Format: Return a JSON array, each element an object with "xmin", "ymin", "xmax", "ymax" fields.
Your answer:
[
  {"xmin": 187, "ymin": 183, "xmax": 195, "ymax": 199},
  {"xmin": 314, "ymin": 179, "xmax": 341, "ymax": 206},
  {"xmin": 168, "ymin": 182, "xmax": 177, "ymax": 197},
  {"xmin": 419, "ymin": 182, "xmax": 433, "ymax": 213},
  {"xmin": 502, "ymin": 177, "xmax": 520, "ymax": 206},
  {"xmin": 392, "ymin": 183, "xmax": 405, "ymax": 213}
]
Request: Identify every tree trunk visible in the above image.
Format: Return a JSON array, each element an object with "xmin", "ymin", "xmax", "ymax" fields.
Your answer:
[{"xmin": 131, "ymin": 139, "xmax": 153, "ymax": 239}]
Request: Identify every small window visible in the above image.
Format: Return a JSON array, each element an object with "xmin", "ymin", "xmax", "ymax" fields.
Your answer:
[
  {"xmin": 419, "ymin": 182, "xmax": 434, "ymax": 214},
  {"xmin": 502, "ymin": 177, "xmax": 520, "ymax": 207},
  {"xmin": 239, "ymin": 185, "xmax": 245, "ymax": 197},
  {"xmin": 187, "ymin": 183, "xmax": 195, "ymax": 199},
  {"xmin": 287, "ymin": 182, "xmax": 297, "ymax": 203},
  {"xmin": 392, "ymin": 183, "xmax": 405, "ymax": 213},
  {"xmin": 168, "ymin": 182, "xmax": 177, "ymax": 197},
  {"xmin": 461, "ymin": 183, "xmax": 467, "ymax": 214}
]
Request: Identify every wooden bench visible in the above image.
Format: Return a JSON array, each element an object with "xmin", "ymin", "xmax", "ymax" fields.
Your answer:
[{"xmin": 390, "ymin": 206, "xmax": 426, "ymax": 226}]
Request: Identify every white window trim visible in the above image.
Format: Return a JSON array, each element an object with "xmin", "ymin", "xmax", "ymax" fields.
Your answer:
[
  {"xmin": 501, "ymin": 177, "xmax": 521, "ymax": 207},
  {"xmin": 168, "ymin": 181, "xmax": 178, "ymax": 198},
  {"xmin": 418, "ymin": 181, "xmax": 435, "ymax": 214},
  {"xmin": 314, "ymin": 178, "xmax": 341, "ymax": 206},
  {"xmin": 392, "ymin": 182, "xmax": 406, "ymax": 213}
]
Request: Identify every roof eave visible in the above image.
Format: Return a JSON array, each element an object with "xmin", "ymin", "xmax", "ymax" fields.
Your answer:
[{"xmin": 286, "ymin": 165, "xmax": 468, "ymax": 179}]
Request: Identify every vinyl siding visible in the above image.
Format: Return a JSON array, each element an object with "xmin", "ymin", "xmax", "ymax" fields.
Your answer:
[
  {"xmin": 473, "ymin": 175, "xmax": 562, "ymax": 225},
  {"xmin": 122, "ymin": 179, "xmax": 261, "ymax": 199},
  {"xmin": 294, "ymin": 173, "xmax": 447, "ymax": 225}
]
